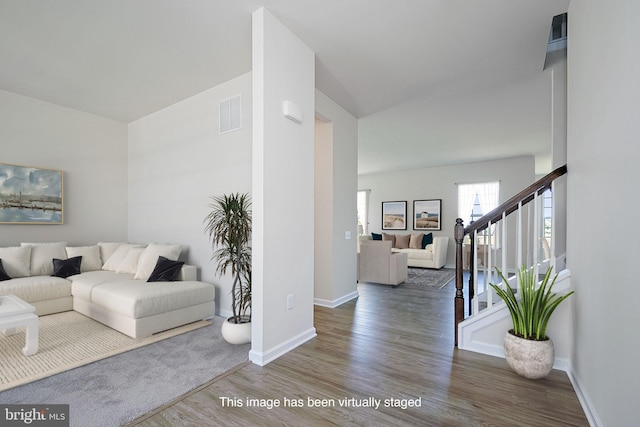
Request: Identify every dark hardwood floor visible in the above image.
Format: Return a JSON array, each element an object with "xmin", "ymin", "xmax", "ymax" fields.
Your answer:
[{"xmin": 128, "ymin": 276, "xmax": 588, "ymax": 427}]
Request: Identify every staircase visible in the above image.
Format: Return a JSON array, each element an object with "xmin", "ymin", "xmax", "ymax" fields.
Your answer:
[{"xmin": 453, "ymin": 165, "xmax": 573, "ymax": 368}]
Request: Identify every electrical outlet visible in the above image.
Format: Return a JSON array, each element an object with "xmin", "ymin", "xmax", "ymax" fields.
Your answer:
[{"xmin": 287, "ymin": 294, "xmax": 294, "ymax": 310}]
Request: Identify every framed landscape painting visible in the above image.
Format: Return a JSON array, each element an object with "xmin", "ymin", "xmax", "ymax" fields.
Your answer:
[
  {"xmin": 0, "ymin": 163, "xmax": 64, "ymax": 224},
  {"xmin": 382, "ymin": 201, "xmax": 407, "ymax": 230},
  {"xmin": 414, "ymin": 199, "xmax": 441, "ymax": 231}
]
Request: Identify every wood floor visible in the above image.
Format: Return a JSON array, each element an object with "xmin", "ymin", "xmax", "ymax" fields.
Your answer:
[{"xmin": 128, "ymin": 277, "xmax": 589, "ymax": 427}]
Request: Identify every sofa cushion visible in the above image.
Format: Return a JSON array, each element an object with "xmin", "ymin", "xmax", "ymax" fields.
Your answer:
[
  {"xmin": 397, "ymin": 248, "xmax": 434, "ymax": 261},
  {"xmin": 52, "ymin": 256, "xmax": 82, "ymax": 278},
  {"xmin": 147, "ymin": 256, "xmax": 185, "ymax": 282},
  {"xmin": 21, "ymin": 242, "xmax": 67, "ymax": 276},
  {"xmin": 117, "ymin": 247, "xmax": 145, "ymax": 274},
  {"xmin": 0, "ymin": 275, "xmax": 72, "ymax": 303},
  {"xmin": 66, "ymin": 246, "xmax": 103, "ymax": 272},
  {"xmin": 0, "ymin": 259, "xmax": 11, "ymax": 281},
  {"xmin": 89, "ymin": 280, "xmax": 214, "ymax": 318},
  {"xmin": 371, "ymin": 232, "xmax": 382, "ymax": 240},
  {"xmin": 395, "ymin": 234, "xmax": 411, "ymax": 249},
  {"xmin": 422, "ymin": 232, "xmax": 433, "ymax": 248},
  {"xmin": 97, "ymin": 242, "xmax": 126, "ymax": 264},
  {"xmin": 70, "ymin": 270, "xmax": 135, "ymax": 301},
  {"xmin": 0, "ymin": 246, "xmax": 32, "ymax": 278},
  {"xmin": 382, "ymin": 233, "xmax": 396, "ymax": 247},
  {"xmin": 409, "ymin": 233, "xmax": 424, "ymax": 249},
  {"xmin": 102, "ymin": 243, "xmax": 143, "ymax": 272},
  {"xmin": 134, "ymin": 244, "xmax": 182, "ymax": 280}
]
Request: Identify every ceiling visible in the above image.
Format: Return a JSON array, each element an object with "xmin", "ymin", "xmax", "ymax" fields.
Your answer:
[{"xmin": 0, "ymin": 0, "xmax": 569, "ymax": 175}]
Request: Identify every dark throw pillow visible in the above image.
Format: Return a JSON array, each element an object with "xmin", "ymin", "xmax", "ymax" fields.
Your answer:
[
  {"xmin": 422, "ymin": 232, "xmax": 434, "ymax": 248},
  {"xmin": 0, "ymin": 259, "xmax": 11, "ymax": 281},
  {"xmin": 52, "ymin": 256, "xmax": 82, "ymax": 278},
  {"xmin": 371, "ymin": 232, "xmax": 382, "ymax": 241},
  {"xmin": 147, "ymin": 256, "xmax": 185, "ymax": 282}
]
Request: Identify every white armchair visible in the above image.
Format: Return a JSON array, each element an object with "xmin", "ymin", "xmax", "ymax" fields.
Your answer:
[{"xmin": 358, "ymin": 241, "xmax": 408, "ymax": 286}]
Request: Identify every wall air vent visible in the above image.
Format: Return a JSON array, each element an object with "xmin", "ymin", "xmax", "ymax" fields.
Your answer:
[{"xmin": 219, "ymin": 95, "xmax": 242, "ymax": 134}]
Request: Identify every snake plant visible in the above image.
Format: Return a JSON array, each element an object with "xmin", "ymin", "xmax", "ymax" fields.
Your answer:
[{"xmin": 490, "ymin": 266, "xmax": 573, "ymax": 341}]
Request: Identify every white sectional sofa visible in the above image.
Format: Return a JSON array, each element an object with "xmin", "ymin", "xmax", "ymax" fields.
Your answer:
[
  {"xmin": 0, "ymin": 241, "xmax": 215, "ymax": 338},
  {"xmin": 361, "ymin": 232, "xmax": 449, "ymax": 269}
]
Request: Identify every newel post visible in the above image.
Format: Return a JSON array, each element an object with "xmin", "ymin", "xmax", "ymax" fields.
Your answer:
[{"xmin": 454, "ymin": 218, "xmax": 465, "ymax": 346}]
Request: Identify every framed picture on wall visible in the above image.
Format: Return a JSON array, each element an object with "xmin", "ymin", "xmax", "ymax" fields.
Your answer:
[
  {"xmin": 413, "ymin": 199, "xmax": 441, "ymax": 230},
  {"xmin": 0, "ymin": 163, "xmax": 64, "ymax": 224},
  {"xmin": 382, "ymin": 201, "xmax": 407, "ymax": 230}
]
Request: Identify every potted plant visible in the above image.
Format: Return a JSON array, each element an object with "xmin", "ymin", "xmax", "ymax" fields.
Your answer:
[
  {"xmin": 204, "ymin": 192, "xmax": 252, "ymax": 344},
  {"xmin": 490, "ymin": 266, "xmax": 574, "ymax": 379}
]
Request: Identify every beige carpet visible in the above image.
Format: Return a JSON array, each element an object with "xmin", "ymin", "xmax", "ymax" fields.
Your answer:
[{"xmin": 0, "ymin": 311, "xmax": 210, "ymax": 392}]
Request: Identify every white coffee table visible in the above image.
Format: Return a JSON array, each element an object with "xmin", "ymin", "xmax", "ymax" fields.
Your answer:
[{"xmin": 0, "ymin": 294, "xmax": 39, "ymax": 356}]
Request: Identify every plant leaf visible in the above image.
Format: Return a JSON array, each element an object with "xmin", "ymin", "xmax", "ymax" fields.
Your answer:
[{"xmin": 490, "ymin": 266, "xmax": 573, "ymax": 340}]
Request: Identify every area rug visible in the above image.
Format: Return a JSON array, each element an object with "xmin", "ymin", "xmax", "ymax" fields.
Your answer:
[
  {"xmin": 406, "ymin": 267, "xmax": 456, "ymax": 289},
  {"xmin": 0, "ymin": 314, "xmax": 250, "ymax": 427},
  {"xmin": 0, "ymin": 310, "xmax": 210, "ymax": 392}
]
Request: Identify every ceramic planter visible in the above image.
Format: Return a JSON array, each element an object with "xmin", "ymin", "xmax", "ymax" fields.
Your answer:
[
  {"xmin": 221, "ymin": 317, "xmax": 251, "ymax": 345},
  {"xmin": 503, "ymin": 330, "xmax": 554, "ymax": 379}
]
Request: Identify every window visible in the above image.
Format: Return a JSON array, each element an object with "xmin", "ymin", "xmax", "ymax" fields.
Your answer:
[
  {"xmin": 548, "ymin": 13, "xmax": 567, "ymax": 53},
  {"xmin": 549, "ymin": 13, "xmax": 567, "ymax": 42},
  {"xmin": 458, "ymin": 182, "xmax": 500, "ymax": 226},
  {"xmin": 542, "ymin": 188, "xmax": 553, "ymax": 240},
  {"xmin": 357, "ymin": 190, "xmax": 370, "ymax": 236},
  {"xmin": 469, "ymin": 193, "xmax": 484, "ymax": 224},
  {"xmin": 458, "ymin": 182, "xmax": 500, "ymax": 245}
]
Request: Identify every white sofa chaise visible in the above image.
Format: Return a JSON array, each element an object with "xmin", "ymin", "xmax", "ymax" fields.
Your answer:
[
  {"xmin": 0, "ymin": 242, "xmax": 215, "ymax": 338},
  {"xmin": 361, "ymin": 233, "xmax": 449, "ymax": 269}
]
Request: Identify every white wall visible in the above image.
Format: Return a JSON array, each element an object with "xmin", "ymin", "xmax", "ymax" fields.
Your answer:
[
  {"xmin": 547, "ymin": 49, "xmax": 568, "ymax": 269},
  {"xmin": 314, "ymin": 118, "xmax": 334, "ymax": 302},
  {"xmin": 567, "ymin": 1, "xmax": 640, "ymax": 426},
  {"xmin": 127, "ymin": 73, "xmax": 252, "ymax": 316},
  {"xmin": 251, "ymin": 8, "xmax": 316, "ymax": 365},
  {"xmin": 314, "ymin": 90, "xmax": 359, "ymax": 307},
  {"xmin": 358, "ymin": 156, "xmax": 535, "ymax": 266},
  {"xmin": 0, "ymin": 89, "xmax": 128, "ymax": 246}
]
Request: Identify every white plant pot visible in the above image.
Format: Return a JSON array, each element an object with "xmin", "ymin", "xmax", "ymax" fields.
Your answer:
[
  {"xmin": 221, "ymin": 317, "xmax": 251, "ymax": 345},
  {"xmin": 503, "ymin": 331, "xmax": 554, "ymax": 379}
]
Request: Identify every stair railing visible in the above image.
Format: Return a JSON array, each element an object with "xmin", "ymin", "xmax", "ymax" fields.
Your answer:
[{"xmin": 453, "ymin": 164, "xmax": 567, "ymax": 346}]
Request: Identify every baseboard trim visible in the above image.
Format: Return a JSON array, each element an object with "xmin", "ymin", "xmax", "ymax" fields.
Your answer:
[
  {"xmin": 461, "ymin": 341, "xmax": 504, "ymax": 359},
  {"xmin": 314, "ymin": 291, "xmax": 359, "ymax": 308},
  {"xmin": 567, "ymin": 364, "xmax": 602, "ymax": 427},
  {"xmin": 217, "ymin": 308, "xmax": 232, "ymax": 319},
  {"xmin": 552, "ymin": 357, "xmax": 570, "ymax": 372},
  {"xmin": 249, "ymin": 327, "xmax": 317, "ymax": 366}
]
